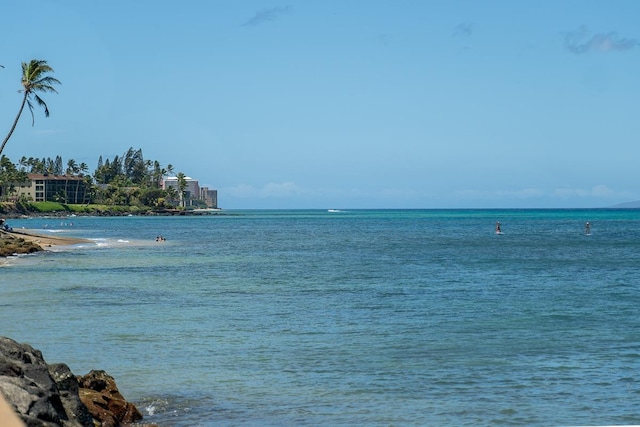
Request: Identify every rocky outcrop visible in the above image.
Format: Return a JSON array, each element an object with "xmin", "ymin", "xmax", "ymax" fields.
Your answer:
[
  {"xmin": 0, "ymin": 232, "xmax": 43, "ymax": 257},
  {"xmin": 77, "ymin": 371, "xmax": 142, "ymax": 427},
  {"xmin": 0, "ymin": 337, "xmax": 146, "ymax": 427}
]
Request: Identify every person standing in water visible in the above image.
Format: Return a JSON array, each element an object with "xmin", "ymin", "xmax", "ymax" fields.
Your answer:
[
  {"xmin": 495, "ymin": 221, "xmax": 502, "ymax": 234},
  {"xmin": 585, "ymin": 222, "xmax": 591, "ymax": 235}
]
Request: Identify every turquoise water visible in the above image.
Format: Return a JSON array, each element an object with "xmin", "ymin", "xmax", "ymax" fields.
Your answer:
[{"xmin": 2, "ymin": 209, "xmax": 640, "ymax": 426}]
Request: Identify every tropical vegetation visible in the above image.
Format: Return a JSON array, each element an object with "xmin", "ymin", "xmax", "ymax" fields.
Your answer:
[
  {"xmin": 0, "ymin": 148, "xmax": 196, "ymax": 214},
  {"xmin": 0, "ymin": 59, "xmax": 198, "ymax": 215}
]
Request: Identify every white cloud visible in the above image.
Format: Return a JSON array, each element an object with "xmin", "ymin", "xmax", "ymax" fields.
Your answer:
[{"xmin": 564, "ymin": 26, "xmax": 639, "ymax": 54}]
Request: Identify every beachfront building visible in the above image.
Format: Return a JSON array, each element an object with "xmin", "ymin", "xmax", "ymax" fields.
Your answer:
[
  {"xmin": 200, "ymin": 187, "xmax": 218, "ymax": 209},
  {"xmin": 163, "ymin": 176, "xmax": 218, "ymax": 208},
  {"xmin": 17, "ymin": 174, "xmax": 89, "ymax": 204}
]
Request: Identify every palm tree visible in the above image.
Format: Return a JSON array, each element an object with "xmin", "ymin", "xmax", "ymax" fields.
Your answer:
[
  {"xmin": 176, "ymin": 172, "xmax": 187, "ymax": 208},
  {"xmin": 0, "ymin": 60, "xmax": 61, "ymax": 156},
  {"xmin": 164, "ymin": 186, "xmax": 178, "ymax": 207},
  {"xmin": 70, "ymin": 161, "xmax": 89, "ymax": 203},
  {"xmin": 66, "ymin": 159, "xmax": 78, "ymax": 175}
]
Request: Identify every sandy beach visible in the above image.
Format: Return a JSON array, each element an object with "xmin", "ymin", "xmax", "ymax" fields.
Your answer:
[{"xmin": 2, "ymin": 229, "xmax": 93, "ymax": 248}]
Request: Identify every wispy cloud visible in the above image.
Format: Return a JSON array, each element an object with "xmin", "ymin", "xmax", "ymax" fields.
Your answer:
[
  {"xmin": 553, "ymin": 185, "xmax": 619, "ymax": 198},
  {"xmin": 243, "ymin": 5, "xmax": 291, "ymax": 27},
  {"xmin": 261, "ymin": 182, "xmax": 300, "ymax": 197},
  {"xmin": 456, "ymin": 188, "xmax": 545, "ymax": 199},
  {"xmin": 564, "ymin": 26, "xmax": 639, "ymax": 54},
  {"xmin": 223, "ymin": 182, "xmax": 303, "ymax": 198},
  {"xmin": 452, "ymin": 23, "xmax": 474, "ymax": 38}
]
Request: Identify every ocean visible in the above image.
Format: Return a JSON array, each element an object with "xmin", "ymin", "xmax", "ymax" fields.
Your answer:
[{"xmin": 1, "ymin": 209, "xmax": 640, "ymax": 426}]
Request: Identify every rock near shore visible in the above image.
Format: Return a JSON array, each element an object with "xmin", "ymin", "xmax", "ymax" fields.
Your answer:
[
  {"xmin": 0, "ymin": 337, "xmax": 148, "ymax": 427},
  {"xmin": 0, "ymin": 233, "xmax": 43, "ymax": 257}
]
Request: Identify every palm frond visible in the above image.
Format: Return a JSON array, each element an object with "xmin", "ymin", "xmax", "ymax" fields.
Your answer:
[
  {"xmin": 26, "ymin": 99, "xmax": 36, "ymax": 126},
  {"xmin": 34, "ymin": 95, "xmax": 50, "ymax": 117},
  {"xmin": 36, "ymin": 76, "xmax": 61, "ymax": 86}
]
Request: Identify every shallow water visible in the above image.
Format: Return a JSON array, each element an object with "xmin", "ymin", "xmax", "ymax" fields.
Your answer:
[{"xmin": 2, "ymin": 209, "xmax": 640, "ymax": 426}]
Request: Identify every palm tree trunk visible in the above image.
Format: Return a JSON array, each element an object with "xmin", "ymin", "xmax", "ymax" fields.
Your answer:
[
  {"xmin": 75, "ymin": 178, "xmax": 81, "ymax": 204},
  {"xmin": 0, "ymin": 93, "xmax": 29, "ymax": 157}
]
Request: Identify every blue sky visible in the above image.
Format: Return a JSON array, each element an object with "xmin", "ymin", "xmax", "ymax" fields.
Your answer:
[{"xmin": 1, "ymin": 1, "xmax": 639, "ymax": 209}]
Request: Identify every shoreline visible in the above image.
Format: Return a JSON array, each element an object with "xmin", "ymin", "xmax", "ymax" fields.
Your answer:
[
  {"xmin": 0, "ymin": 202, "xmax": 225, "ymax": 220},
  {"xmin": 3, "ymin": 229, "xmax": 93, "ymax": 248},
  {"xmin": 0, "ymin": 229, "xmax": 94, "ymax": 258}
]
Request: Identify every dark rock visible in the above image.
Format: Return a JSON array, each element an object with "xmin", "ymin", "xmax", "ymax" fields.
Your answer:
[
  {"xmin": 0, "ymin": 337, "xmax": 89, "ymax": 427},
  {"xmin": 0, "ymin": 337, "xmax": 144, "ymax": 427},
  {"xmin": 0, "ymin": 233, "xmax": 43, "ymax": 257},
  {"xmin": 48, "ymin": 365, "xmax": 93, "ymax": 427}
]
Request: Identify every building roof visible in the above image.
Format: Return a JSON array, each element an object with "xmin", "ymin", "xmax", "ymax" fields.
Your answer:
[
  {"xmin": 164, "ymin": 176, "xmax": 195, "ymax": 181},
  {"xmin": 27, "ymin": 173, "xmax": 86, "ymax": 181}
]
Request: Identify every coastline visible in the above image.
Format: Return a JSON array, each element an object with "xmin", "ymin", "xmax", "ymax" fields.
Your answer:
[
  {"xmin": 2, "ymin": 229, "xmax": 93, "ymax": 248},
  {"xmin": 0, "ymin": 229, "xmax": 93, "ymax": 258},
  {"xmin": 0, "ymin": 201, "xmax": 224, "ymax": 221},
  {"xmin": 0, "ymin": 208, "xmax": 228, "ymax": 257}
]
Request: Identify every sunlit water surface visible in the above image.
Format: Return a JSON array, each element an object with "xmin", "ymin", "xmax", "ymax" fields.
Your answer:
[{"xmin": 2, "ymin": 209, "xmax": 640, "ymax": 426}]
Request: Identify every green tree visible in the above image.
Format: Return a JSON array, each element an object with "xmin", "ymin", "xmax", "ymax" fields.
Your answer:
[
  {"xmin": 81, "ymin": 174, "xmax": 94, "ymax": 204},
  {"xmin": 0, "ymin": 156, "xmax": 28, "ymax": 201},
  {"xmin": 176, "ymin": 172, "xmax": 187, "ymax": 208},
  {"xmin": 164, "ymin": 186, "xmax": 178, "ymax": 206},
  {"xmin": 0, "ymin": 60, "xmax": 61, "ymax": 156},
  {"xmin": 66, "ymin": 159, "xmax": 78, "ymax": 175}
]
